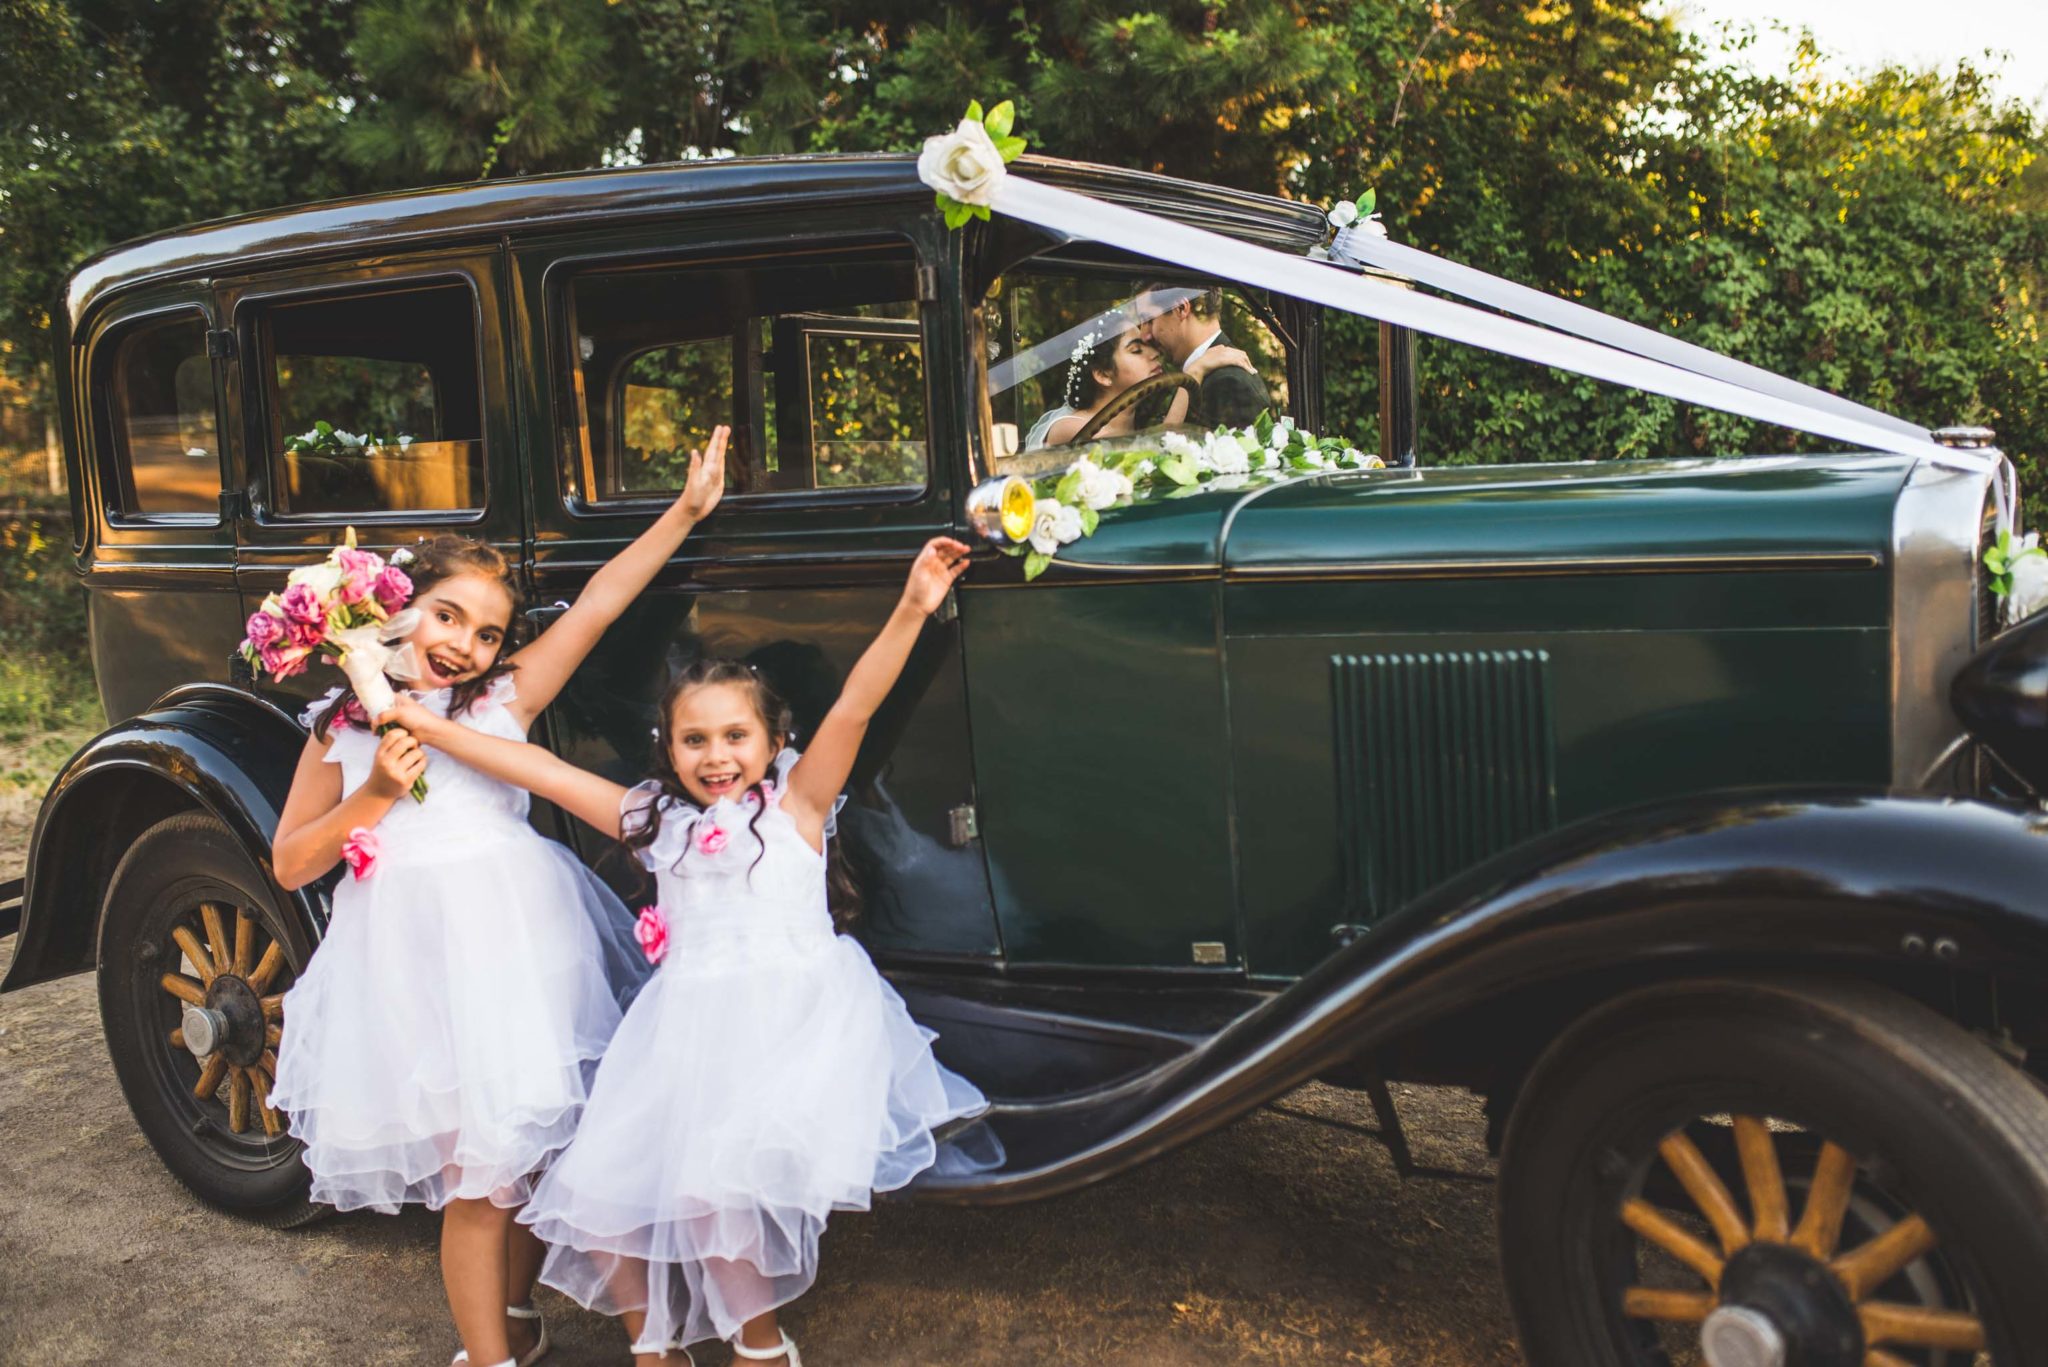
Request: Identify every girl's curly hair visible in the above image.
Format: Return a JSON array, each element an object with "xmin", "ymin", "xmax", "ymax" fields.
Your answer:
[
  {"xmin": 623, "ymin": 657, "xmax": 863, "ymax": 933},
  {"xmin": 309, "ymin": 535, "xmax": 524, "ymax": 742}
]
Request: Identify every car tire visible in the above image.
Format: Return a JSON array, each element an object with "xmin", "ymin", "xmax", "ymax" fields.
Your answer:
[
  {"xmin": 96, "ymin": 811, "xmax": 325, "ymax": 1228},
  {"xmin": 1498, "ymin": 976, "xmax": 2048, "ymax": 1366}
]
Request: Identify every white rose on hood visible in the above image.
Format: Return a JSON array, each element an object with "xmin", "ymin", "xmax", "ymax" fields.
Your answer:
[
  {"xmin": 1050, "ymin": 501, "xmax": 1084, "ymax": 544},
  {"xmin": 1204, "ymin": 433, "xmax": 1250, "ymax": 475},
  {"xmin": 1327, "ymin": 200, "xmax": 1359, "ymax": 229},
  {"xmin": 1028, "ymin": 499, "xmax": 1064, "ymax": 555},
  {"xmin": 1072, "ymin": 457, "xmax": 1131, "ymax": 510},
  {"xmin": 2009, "ymin": 547, "xmax": 2048, "ymax": 624},
  {"xmin": 919, "ymin": 119, "xmax": 1006, "ymax": 205}
]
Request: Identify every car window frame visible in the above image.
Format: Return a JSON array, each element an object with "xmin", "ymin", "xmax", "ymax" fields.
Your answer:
[
  {"xmin": 544, "ymin": 232, "xmax": 941, "ymax": 519},
  {"xmin": 233, "ymin": 265, "xmax": 496, "ymax": 529},
  {"xmin": 89, "ymin": 301, "xmax": 231, "ymax": 531}
]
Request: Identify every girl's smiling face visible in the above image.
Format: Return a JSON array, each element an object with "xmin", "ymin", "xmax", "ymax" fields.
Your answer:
[
  {"xmin": 666, "ymin": 680, "xmax": 781, "ymax": 805},
  {"xmin": 407, "ymin": 571, "xmax": 514, "ymax": 688}
]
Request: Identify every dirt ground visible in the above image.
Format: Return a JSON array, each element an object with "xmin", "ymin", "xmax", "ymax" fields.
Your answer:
[{"xmin": 0, "ymin": 789, "xmax": 1522, "ymax": 1367}]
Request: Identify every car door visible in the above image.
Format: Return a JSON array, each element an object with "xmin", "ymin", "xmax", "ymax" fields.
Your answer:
[
  {"xmin": 76, "ymin": 283, "xmax": 242, "ymax": 721},
  {"xmin": 222, "ymin": 247, "xmax": 525, "ymax": 725},
  {"xmin": 509, "ymin": 210, "xmax": 1000, "ymax": 960}
]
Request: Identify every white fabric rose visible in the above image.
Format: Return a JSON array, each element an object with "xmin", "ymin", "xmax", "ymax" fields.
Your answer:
[
  {"xmin": 1204, "ymin": 433, "xmax": 1251, "ymax": 475},
  {"xmin": 919, "ymin": 119, "xmax": 1006, "ymax": 206},
  {"xmin": 2009, "ymin": 546, "xmax": 2048, "ymax": 624},
  {"xmin": 1134, "ymin": 458, "xmax": 1157, "ymax": 477},
  {"xmin": 1328, "ymin": 201, "xmax": 1359, "ymax": 228},
  {"xmin": 1159, "ymin": 432, "xmax": 1201, "ymax": 461},
  {"xmin": 1028, "ymin": 499, "xmax": 1063, "ymax": 555},
  {"xmin": 1050, "ymin": 501, "xmax": 1084, "ymax": 544},
  {"xmin": 1072, "ymin": 458, "xmax": 1131, "ymax": 510}
]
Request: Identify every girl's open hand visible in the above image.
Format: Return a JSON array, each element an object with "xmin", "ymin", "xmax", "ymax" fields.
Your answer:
[
  {"xmin": 674, "ymin": 425, "xmax": 731, "ymax": 522},
  {"xmin": 901, "ymin": 537, "xmax": 971, "ymax": 616},
  {"xmin": 366, "ymin": 726, "xmax": 428, "ymax": 801}
]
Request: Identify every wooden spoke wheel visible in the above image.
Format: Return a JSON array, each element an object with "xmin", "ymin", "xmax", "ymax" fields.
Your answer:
[
  {"xmin": 1498, "ymin": 978, "xmax": 2048, "ymax": 1367},
  {"xmin": 97, "ymin": 812, "xmax": 324, "ymax": 1227}
]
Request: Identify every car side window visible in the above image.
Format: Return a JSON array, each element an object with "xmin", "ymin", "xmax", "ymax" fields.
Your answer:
[
  {"xmin": 567, "ymin": 244, "xmax": 929, "ymax": 503},
  {"xmin": 100, "ymin": 312, "xmax": 222, "ymax": 519},
  {"xmin": 984, "ymin": 268, "xmax": 1291, "ymax": 474},
  {"xmin": 255, "ymin": 279, "xmax": 485, "ymax": 515}
]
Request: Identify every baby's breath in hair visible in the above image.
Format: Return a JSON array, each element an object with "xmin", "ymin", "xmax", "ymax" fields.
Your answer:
[{"xmin": 1064, "ymin": 326, "xmax": 1105, "ymax": 408}]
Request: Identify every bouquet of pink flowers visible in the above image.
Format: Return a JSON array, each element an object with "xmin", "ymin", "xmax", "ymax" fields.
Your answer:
[{"xmin": 238, "ymin": 527, "xmax": 428, "ymax": 800}]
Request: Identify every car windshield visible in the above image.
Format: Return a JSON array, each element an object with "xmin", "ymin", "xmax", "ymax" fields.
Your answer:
[{"xmin": 983, "ymin": 267, "xmax": 1289, "ymax": 475}]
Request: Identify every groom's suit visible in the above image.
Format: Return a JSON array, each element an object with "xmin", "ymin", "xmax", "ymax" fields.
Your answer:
[{"xmin": 1190, "ymin": 331, "xmax": 1272, "ymax": 429}]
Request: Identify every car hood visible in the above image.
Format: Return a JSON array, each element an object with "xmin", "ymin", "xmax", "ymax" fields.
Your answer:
[{"xmin": 1217, "ymin": 454, "xmax": 1917, "ymax": 573}]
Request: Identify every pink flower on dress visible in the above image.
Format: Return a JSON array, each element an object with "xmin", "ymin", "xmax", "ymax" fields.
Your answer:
[
  {"xmin": 371, "ymin": 565, "xmax": 413, "ymax": 611},
  {"xmin": 634, "ymin": 905, "xmax": 669, "ymax": 964},
  {"xmin": 695, "ymin": 823, "xmax": 728, "ymax": 856},
  {"xmin": 744, "ymin": 779, "xmax": 776, "ymax": 808},
  {"xmin": 341, "ymin": 826, "xmax": 380, "ymax": 880}
]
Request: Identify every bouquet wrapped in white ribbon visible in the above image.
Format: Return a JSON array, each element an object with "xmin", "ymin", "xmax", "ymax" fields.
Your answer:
[{"xmin": 237, "ymin": 528, "xmax": 428, "ymax": 800}]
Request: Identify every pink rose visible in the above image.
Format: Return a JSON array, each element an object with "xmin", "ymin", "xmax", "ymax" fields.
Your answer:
[
  {"xmin": 695, "ymin": 823, "xmax": 728, "ymax": 856},
  {"xmin": 634, "ymin": 905, "xmax": 669, "ymax": 964},
  {"xmin": 371, "ymin": 565, "xmax": 413, "ymax": 611},
  {"xmin": 259, "ymin": 642, "xmax": 312, "ymax": 679},
  {"xmin": 335, "ymin": 547, "xmax": 380, "ymax": 603},
  {"xmin": 341, "ymin": 826, "xmax": 380, "ymax": 880},
  {"xmin": 285, "ymin": 614, "xmax": 325, "ymax": 649},
  {"xmin": 330, "ymin": 697, "xmax": 371, "ymax": 732},
  {"xmin": 279, "ymin": 582, "xmax": 326, "ymax": 627},
  {"xmin": 243, "ymin": 608, "xmax": 285, "ymax": 650}
]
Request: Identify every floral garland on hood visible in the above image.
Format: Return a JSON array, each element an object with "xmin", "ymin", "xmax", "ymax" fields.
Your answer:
[{"xmin": 979, "ymin": 411, "xmax": 1383, "ymax": 580}]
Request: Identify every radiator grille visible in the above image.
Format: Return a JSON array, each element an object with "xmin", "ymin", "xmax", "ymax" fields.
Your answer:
[{"xmin": 1332, "ymin": 649, "xmax": 1558, "ymax": 920}]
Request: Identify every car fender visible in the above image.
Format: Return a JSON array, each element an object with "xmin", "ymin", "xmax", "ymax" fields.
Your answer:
[
  {"xmin": 0, "ymin": 684, "xmax": 324, "ymax": 993},
  {"xmin": 916, "ymin": 790, "xmax": 2048, "ymax": 1202}
]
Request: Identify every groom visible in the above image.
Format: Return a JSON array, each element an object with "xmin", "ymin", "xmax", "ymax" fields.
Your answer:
[{"xmin": 1134, "ymin": 283, "xmax": 1272, "ymax": 429}]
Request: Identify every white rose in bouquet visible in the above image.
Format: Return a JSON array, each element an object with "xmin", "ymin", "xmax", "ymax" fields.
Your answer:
[{"xmin": 919, "ymin": 119, "xmax": 1006, "ymax": 206}]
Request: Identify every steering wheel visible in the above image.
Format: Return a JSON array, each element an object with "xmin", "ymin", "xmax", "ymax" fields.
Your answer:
[{"xmin": 1071, "ymin": 372, "xmax": 1202, "ymax": 446}]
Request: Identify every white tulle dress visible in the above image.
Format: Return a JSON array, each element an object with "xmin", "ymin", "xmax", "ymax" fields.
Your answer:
[
  {"xmin": 518, "ymin": 749, "xmax": 995, "ymax": 1351},
  {"xmin": 270, "ymin": 678, "xmax": 645, "ymax": 1215}
]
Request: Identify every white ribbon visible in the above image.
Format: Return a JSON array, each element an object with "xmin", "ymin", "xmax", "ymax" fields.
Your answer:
[
  {"xmin": 957, "ymin": 165, "xmax": 2012, "ymax": 532},
  {"xmin": 329, "ymin": 607, "xmax": 420, "ymax": 720}
]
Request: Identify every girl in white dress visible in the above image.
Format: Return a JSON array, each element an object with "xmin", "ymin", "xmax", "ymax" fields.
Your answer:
[
  {"xmin": 379, "ymin": 536, "xmax": 993, "ymax": 1367},
  {"xmin": 268, "ymin": 429, "xmax": 731, "ymax": 1367}
]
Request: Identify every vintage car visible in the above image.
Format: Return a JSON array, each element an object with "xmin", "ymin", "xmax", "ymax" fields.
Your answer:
[{"xmin": 7, "ymin": 151, "xmax": 2048, "ymax": 1366}]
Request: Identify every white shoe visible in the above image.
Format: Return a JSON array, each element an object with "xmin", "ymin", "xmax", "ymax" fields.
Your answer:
[
  {"xmin": 627, "ymin": 1335, "xmax": 698, "ymax": 1364},
  {"xmin": 730, "ymin": 1333, "xmax": 801, "ymax": 1367},
  {"xmin": 507, "ymin": 1300, "xmax": 551, "ymax": 1367}
]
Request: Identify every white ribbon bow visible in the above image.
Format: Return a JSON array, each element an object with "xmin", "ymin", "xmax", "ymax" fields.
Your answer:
[{"xmin": 329, "ymin": 607, "xmax": 420, "ymax": 720}]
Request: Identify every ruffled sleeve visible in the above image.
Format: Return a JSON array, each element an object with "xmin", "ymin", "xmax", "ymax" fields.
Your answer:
[
  {"xmin": 445, "ymin": 673, "xmax": 526, "ymax": 741},
  {"xmin": 767, "ymin": 748, "xmax": 847, "ymax": 841},
  {"xmin": 298, "ymin": 687, "xmax": 367, "ymax": 766},
  {"xmin": 621, "ymin": 781, "xmax": 701, "ymax": 871}
]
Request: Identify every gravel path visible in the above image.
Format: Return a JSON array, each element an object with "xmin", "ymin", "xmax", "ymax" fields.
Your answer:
[{"xmin": 0, "ymin": 792, "xmax": 1522, "ymax": 1366}]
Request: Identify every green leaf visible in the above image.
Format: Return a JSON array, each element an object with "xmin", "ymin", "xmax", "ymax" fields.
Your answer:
[
  {"xmin": 1357, "ymin": 187, "xmax": 1376, "ymax": 217},
  {"xmin": 1023, "ymin": 550, "xmax": 1052, "ymax": 581},
  {"xmin": 1079, "ymin": 506, "xmax": 1100, "ymax": 536},
  {"xmin": 1985, "ymin": 547, "xmax": 2008, "ymax": 573},
  {"xmin": 993, "ymin": 134, "xmax": 1027, "ymax": 161},
  {"xmin": 1157, "ymin": 454, "xmax": 1198, "ymax": 486},
  {"xmin": 1253, "ymin": 410, "xmax": 1275, "ymax": 445},
  {"xmin": 983, "ymin": 100, "xmax": 1015, "ymax": 139},
  {"xmin": 941, "ymin": 197, "xmax": 972, "ymax": 230},
  {"xmin": 965, "ymin": 99, "xmax": 984, "ymax": 124},
  {"xmin": 1054, "ymin": 469, "xmax": 1083, "ymax": 504},
  {"xmin": 972, "ymin": 202, "xmax": 992, "ymax": 221},
  {"xmin": 314, "ymin": 419, "xmax": 334, "ymax": 437}
]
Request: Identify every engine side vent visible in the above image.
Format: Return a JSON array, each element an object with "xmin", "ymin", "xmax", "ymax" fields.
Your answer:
[{"xmin": 1332, "ymin": 649, "xmax": 1558, "ymax": 921}]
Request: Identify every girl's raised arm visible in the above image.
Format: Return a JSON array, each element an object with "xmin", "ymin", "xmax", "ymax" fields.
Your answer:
[
  {"xmin": 378, "ymin": 697, "xmax": 634, "ymax": 838},
  {"xmin": 783, "ymin": 538, "xmax": 970, "ymax": 835},
  {"xmin": 502, "ymin": 426, "xmax": 729, "ymax": 729}
]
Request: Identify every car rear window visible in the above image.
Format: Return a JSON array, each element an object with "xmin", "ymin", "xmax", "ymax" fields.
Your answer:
[
  {"xmin": 257, "ymin": 279, "xmax": 485, "ymax": 516},
  {"xmin": 101, "ymin": 312, "xmax": 222, "ymax": 519},
  {"xmin": 565, "ymin": 243, "xmax": 928, "ymax": 503}
]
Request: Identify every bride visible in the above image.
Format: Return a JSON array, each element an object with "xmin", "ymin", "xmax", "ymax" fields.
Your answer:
[{"xmin": 1029, "ymin": 313, "xmax": 1254, "ymax": 450}]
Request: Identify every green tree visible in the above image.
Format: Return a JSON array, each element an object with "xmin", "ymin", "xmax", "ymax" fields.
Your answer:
[{"xmin": 345, "ymin": 0, "xmax": 615, "ymax": 180}]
